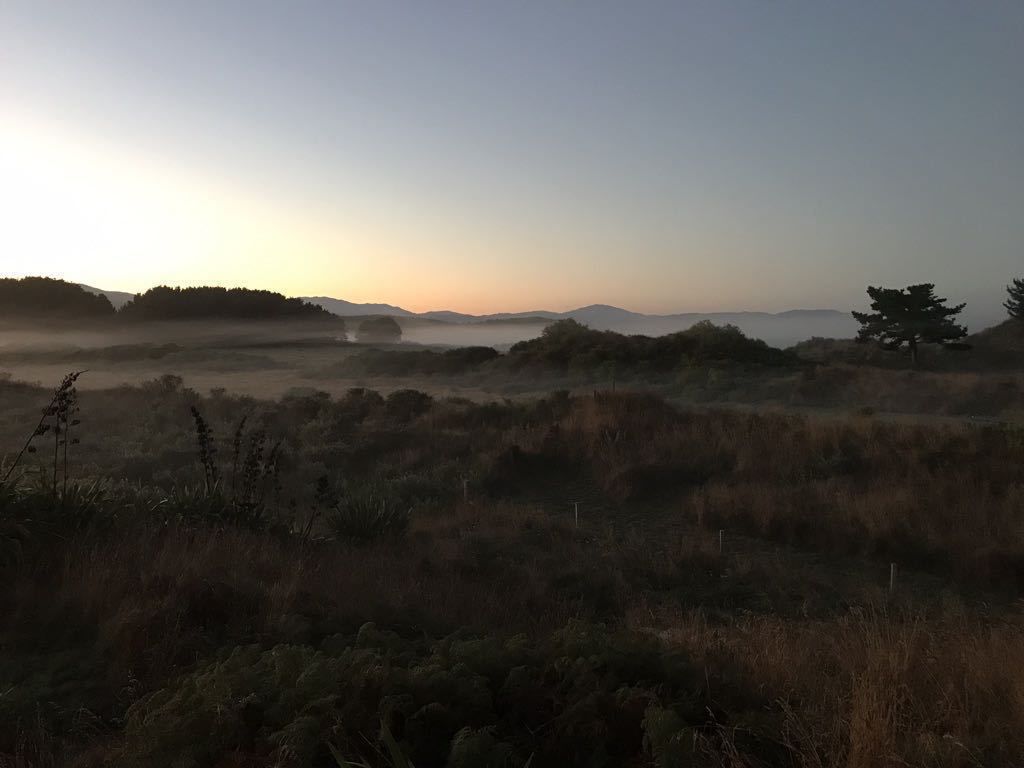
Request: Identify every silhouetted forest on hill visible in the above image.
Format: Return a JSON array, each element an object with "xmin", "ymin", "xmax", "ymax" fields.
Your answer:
[
  {"xmin": 0, "ymin": 277, "xmax": 115, "ymax": 320},
  {"xmin": 118, "ymin": 286, "xmax": 334, "ymax": 321},
  {"xmin": 0, "ymin": 278, "xmax": 335, "ymax": 324}
]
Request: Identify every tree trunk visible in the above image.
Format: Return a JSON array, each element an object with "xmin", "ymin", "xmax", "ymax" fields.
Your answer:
[{"xmin": 909, "ymin": 338, "xmax": 918, "ymax": 365}]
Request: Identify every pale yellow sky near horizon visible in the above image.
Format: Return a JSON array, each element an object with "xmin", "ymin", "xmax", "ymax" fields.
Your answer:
[
  {"xmin": 0, "ymin": 110, "xmax": 763, "ymax": 315},
  {"xmin": 0, "ymin": 112, "xmax": 640, "ymax": 313}
]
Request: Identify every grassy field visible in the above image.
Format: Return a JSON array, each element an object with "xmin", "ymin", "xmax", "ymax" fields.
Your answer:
[{"xmin": 2, "ymin": 361, "xmax": 1024, "ymax": 766}]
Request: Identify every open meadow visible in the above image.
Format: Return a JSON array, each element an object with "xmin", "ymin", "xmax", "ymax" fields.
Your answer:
[{"xmin": 3, "ymin": 328, "xmax": 1024, "ymax": 765}]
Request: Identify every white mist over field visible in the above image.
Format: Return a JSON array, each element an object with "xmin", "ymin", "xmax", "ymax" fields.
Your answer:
[{"xmin": 398, "ymin": 311, "xmax": 862, "ymax": 350}]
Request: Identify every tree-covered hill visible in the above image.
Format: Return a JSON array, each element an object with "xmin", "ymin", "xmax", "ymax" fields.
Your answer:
[
  {"xmin": 117, "ymin": 286, "xmax": 337, "ymax": 322},
  {"xmin": 0, "ymin": 277, "xmax": 116, "ymax": 321},
  {"xmin": 0, "ymin": 279, "xmax": 344, "ymax": 326}
]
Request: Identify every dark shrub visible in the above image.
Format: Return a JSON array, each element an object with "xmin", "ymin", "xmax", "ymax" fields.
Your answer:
[
  {"xmin": 356, "ymin": 316, "xmax": 403, "ymax": 343},
  {"xmin": 386, "ymin": 389, "xmax": 433, "ymax": 421}
]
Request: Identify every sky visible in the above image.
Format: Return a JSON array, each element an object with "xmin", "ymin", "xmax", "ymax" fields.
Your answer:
[{"xmin": 1, "ymin": 2, "xmax": 1022, "ymax": 322}]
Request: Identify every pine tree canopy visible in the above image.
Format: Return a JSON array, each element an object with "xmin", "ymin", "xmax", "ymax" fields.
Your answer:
[{"xmin": 851, "ymin": 283, "xmax": 968, "ymax": 363}]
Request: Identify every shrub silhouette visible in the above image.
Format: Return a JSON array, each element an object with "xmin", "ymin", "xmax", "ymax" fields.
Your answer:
[
  {"xmin": 507, "ymin": 318, "xmax": 793, "ymax": 372},
  {"xmin": 356, "ymin": 315, "xmax": 403, "ymax": 343}
]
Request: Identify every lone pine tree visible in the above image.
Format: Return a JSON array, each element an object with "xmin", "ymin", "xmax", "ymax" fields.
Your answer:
[{"xmin": 852, "ymin": 283, "xmax": 967, "ymax": 364}]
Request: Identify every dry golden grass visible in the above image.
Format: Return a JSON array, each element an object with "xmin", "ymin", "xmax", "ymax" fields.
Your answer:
[
  {"xmin": 3, "ymin": 384, "xmax": 1024, "ymax": 765},
  {"xmin": 642, "ymin": 607, "xmax": 1024, "ymax": 767}
]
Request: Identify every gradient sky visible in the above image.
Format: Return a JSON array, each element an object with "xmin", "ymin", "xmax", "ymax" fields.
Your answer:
[{"xmin": 1, "ymin": 2, "xmax": 1022, "ymax": 322}]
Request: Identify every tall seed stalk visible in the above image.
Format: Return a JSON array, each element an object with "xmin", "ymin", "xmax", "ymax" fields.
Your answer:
[{"xmin": 1, "ymin": 371, "xmax": 83, "ymax": 490}]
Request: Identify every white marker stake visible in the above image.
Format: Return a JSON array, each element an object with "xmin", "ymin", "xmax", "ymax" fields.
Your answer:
[
  {"xmin": 573, "ymin": 501, "xmax": 580, "ymax": 528},
  {"xmin": 889, "ymin": 562, "xmax": 897, "ymax": 593},
  {"xmin": 719, "ymin": 529, "xmax": 724, "ymax": 554},
  {"xmin": 462, "ymin": 478, "xmax": 468, "ymax": 502}
]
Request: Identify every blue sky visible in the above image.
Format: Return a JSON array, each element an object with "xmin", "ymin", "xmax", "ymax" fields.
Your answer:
[{"xmin": 1, "ymin": 1, "xmax": 1021, "ymax": 324}]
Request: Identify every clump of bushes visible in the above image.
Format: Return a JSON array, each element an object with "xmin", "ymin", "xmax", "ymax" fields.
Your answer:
[
  {"xmin": 506, "ymin": 319, "xmax": 795, "ymax": 374},
  {"xmin": 385, "ymin": 389, "xmax": 434, "ymax": 421},
  {"xmin": 356, "ymin": 316, "xmax": 403, "ymax": 343},
  {"xmin": 121, "ymin": 621, "xmax": 741, "ymax": 768},
  {"xmin": 337, "ymin": 320, "xmax": 793, "ymax": 380}
]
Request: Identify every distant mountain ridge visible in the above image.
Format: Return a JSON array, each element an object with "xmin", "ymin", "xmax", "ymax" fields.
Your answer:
[
  {"xmin": 302, "ymin": 296, "xmax": 416, "ymax": 318},
  {"xmin": 77, "ymin": 284, "xmax": 858, "ymax": 345},
  {"xmin": 300, "ymin": 298, "xmax": 859, "ymax": 345},
  {"xmin": 79, "ymin": 284, "xmax": 135, "ymax": 310},
  {"xmin": 301, "ymin": 297, "xmax": 851, "ymax": 325}
]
